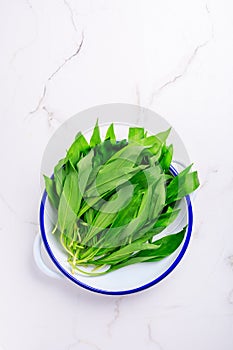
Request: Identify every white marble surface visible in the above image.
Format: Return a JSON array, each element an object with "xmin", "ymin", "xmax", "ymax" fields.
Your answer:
[{"xmin": 0, "ymin": 0, "xmax": 233, "ymax": 349}]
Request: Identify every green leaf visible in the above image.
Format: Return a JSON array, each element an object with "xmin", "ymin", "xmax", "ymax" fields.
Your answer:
[
  {"xmin": 135, "ymin": 226, "xmax": 186, "ymax": 260},
  {"xmin": 90, "ymin": 120, "xmax": 101, "ymax": 147},
  {"xmin": 131, "ymin": 206, "xmax": 180, "ymax": 244},
  {"xmin": 130, "ymin": 166, "xmax": 160, "ymax": 189},
  {"xmin": 139, "ymin": 135, "xmax": 159, "ymax": 147},
  {"xmin": 106, "ymin": 143, "xmax": 147, "ymax": 165},
  {"xmin": 132, "ymin": 135, "xmax": 164, "ymax": 158},
  {"xmin": 82, "ymin": 187, "xmax": 133, "ymax": 245},
  {"xmin": 148, "ymin": 176, "xmax": 166, "ymax": 221},
  {"xmin": 102, "ymin": 166, "xmax": 164, "ymax": 246},
  {"xmin": 155, "ymin": 127, "xmax": 171, "ymax": 144},
  {"xmin": 99, "ymin": 187, "xmax": 143, "ymax": 248},
  {"xmin": 53, "ymin": 158, "xmax": 67, "ymax": 197},
  {"xmin": 153, "ymin": 207, "xmax": 180, "ymax": 229},
  {"xmin": 87, "ymin": 139, "xmax": 127, "ymax": 188},
  {"xmin": 83, "ymin": 207, "xmax": 96, "ymax": 225},
  {"xmin": 66, "ymin": 132, "xmax": 89, "ymax": 166},
  {"xmin": 109, "ymin": 227, "xmax": 186, "ymax": 271},
  {"xmin": 84, "ymin": 161, "xmax": 146, "ymax": 198},
  {"xmin": 166, "ymin": 165, "xmax": 199, "ymax": 204},
  {"xmin": 58, "ymin": 169, "xmax": 81, "ymax": 238},
  {"xmin": 97, "ymin": 241, "xmax": 160, "ymax": 265},
  {"xmin": 128, "ymin": 127, "xmax": 145, "ymax": 142},
  {"xmin": 105, "ymin": 123, "xmax": 116, "ymax": 143},
  {"xmin": 159, "ymin": 144, "xmax": 173, "ymax": 172},
  {"xmin": 110, "ymin": 187, "xmax": 143, "ymax": 228},
  {"xmin": 77, "ymin": 149, "xmax": 94, "ymax": 195},
  {"xmin": 114, "ymin": 183, "xmax": 154, "ymax": 245},
  {"xmin": 43, "ymin": 175, "xmax": 59, "ymax": 209}
]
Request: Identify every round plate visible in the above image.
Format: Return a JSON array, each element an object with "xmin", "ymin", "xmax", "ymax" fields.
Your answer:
[{"xmin": 39, "ymin": 103, "xmax": 193, "ymax": 295}]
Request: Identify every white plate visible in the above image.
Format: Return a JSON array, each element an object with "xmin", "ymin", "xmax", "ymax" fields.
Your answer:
[{"xmin": 38, "ymin": 103, "xmax": 193, "ymax": 295}]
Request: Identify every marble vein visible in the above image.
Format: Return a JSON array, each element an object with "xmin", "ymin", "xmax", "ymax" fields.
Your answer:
[
  {"xmin": 29, "ymin": 85, "xmax": 47, "ymax": 114},
  {"xmin": 48, "ymin": 33, "xmax": 84, "ymax": 81},
  {"xmin": 42, "ymin": 106, "xmax": 61, "ymax": 128},
  {"xmin": 149, "ymin": 5, "xmax": 214, "ymax": 105},
  {"xmin": 64, "ymin": 0, "xmax": 78, "ymax": 33},
  {"xmin": 149, "ymin": 39, "xmax": 209, "ymax": 104},
  {"xmin": 42, "ymin": 106, "xmax": 53, "ymax": 127},
  {"xmin": 29, "ymin": 33, "xmax": 84, "ymax": 116},
  {"xmin": 147, "ymin": 323, "xmax": 164, "ymax": 350},
  {"xmin": 107, "ymin": 297, "xmax": 123, "ymax": 336}
]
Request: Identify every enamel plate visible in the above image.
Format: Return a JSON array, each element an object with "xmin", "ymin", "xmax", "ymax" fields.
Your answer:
[{"xmin": 37, "ymin": 103, "xmax": 193, "ymax": 295}]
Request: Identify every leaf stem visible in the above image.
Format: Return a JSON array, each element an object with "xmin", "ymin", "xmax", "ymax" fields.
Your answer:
[
  {"xmin": 60, "ymin": 232, "xmax": 74, "ymax": 257},
  {"xmin": 51, "ymin": 223, "xmax": 58, "ymax": 234}
]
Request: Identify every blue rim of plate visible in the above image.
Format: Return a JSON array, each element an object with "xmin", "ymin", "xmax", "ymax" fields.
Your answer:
[{"xmin": 39, "ymin": 165, "xmax": 193, "ymax": 295}]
